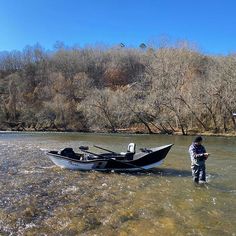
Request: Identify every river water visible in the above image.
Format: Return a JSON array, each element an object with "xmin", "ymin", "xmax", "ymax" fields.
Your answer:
[{"xmin": 0, "ymin": 132, "xmax": 235, "ymax": 236}]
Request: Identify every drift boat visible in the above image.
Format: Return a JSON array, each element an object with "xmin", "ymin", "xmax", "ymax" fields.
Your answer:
[{"xmin": 45, "ymin": 143, "xmax": 173, "ymax": 171}]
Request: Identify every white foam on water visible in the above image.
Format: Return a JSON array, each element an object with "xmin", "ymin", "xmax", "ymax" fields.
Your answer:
[
  {"xmin": 35, "ymin": 165, "xmax": 56, "ymax": 169},
  {"xmin": 20, "ymin": 170, "xmax": 44, "ymax": 174},
  {"xmin": 25, "ymin": 222, "xmax": 37, "ymax": 229},
  {"xmin": 229, "ymin": 190, "xmax": 236, "ymax": 194},
  {"xmin": 62, "ymin": 186, "xmax": 78, "ymax": 194},
  {"xmin": 212, "ymin": 197, "xmax": 217, "ymax": 205},
  {"xmin": 17, "ymin": 223, "xmax": 37, "ymax": 236}
]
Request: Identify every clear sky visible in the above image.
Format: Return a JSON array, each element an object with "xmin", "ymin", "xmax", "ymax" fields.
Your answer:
[{"xmin": 0, "ymin": 0, "xmax": 235, "ymax": 54}]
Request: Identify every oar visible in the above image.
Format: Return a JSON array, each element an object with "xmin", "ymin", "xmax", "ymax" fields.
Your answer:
[
  {"xmin": 80, "ymin": 149, "xmax": 105, "ymax": 158},
  {"xmin": 81, "ymin": 148, "xmax": 147, "ymax": 171},
  {"xmin": 94, "ymin": 145, "xmax": 117, "ymax": 154}
]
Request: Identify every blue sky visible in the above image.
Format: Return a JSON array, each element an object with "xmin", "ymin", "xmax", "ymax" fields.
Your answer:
[{"xmin": 0, "ymin": 0, "xmax": 235, "ymax": 54}]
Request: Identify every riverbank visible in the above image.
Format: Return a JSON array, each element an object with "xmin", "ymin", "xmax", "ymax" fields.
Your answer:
[{"xmin": 0, "ymin": 125, "xmax": 235, "ymax": 137}]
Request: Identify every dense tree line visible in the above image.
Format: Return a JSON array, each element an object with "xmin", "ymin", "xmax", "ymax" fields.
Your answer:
[{"xmin": 0, "ymin": 43, "xmax": 235, "ymax": 134}]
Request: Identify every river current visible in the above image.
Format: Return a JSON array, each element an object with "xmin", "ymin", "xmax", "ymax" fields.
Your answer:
[{"xmin": 0, "ymin": 132, "xmax": 235, "ymax": 235}]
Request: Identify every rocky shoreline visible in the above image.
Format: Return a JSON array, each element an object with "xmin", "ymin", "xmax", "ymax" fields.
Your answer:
[{"xmin": 1, "ymin": 123, "xmax": 235, "ymax": 137}]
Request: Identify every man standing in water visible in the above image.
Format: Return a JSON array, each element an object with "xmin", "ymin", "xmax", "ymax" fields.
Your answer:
[{"xmin": 189, "ymin": 136, "xmax": 210, "ymax": 184}]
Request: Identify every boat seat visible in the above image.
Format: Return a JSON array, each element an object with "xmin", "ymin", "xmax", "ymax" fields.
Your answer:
[
  {"xmin": 59, "ymin": 148, "xmax": 76, "ymax": 158},
  {"xmin": 120, "ymin": 143, "xmax": 136, "ymax": 160},
  {"xmin": 127, "ymin": 143, "xmax": 136, "ymax": 153}
]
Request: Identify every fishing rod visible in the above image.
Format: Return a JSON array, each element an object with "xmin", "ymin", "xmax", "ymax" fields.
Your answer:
[
  {"xmin": 94, "ymin": 145, "xmax": 117, "ymax": 154},
  {"xmin": 79, "ymin": 146, "xmax": 105, "ymax": 158}
]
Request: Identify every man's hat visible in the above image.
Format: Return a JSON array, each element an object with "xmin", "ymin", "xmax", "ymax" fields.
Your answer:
[{"xmin": 194, "ymin": 136, "xmax": 203, "ymax": 142}]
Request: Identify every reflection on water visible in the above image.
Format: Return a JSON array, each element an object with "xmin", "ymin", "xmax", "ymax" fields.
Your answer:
[{"xmin": 0, "ymin": 132, "xmax": 236, "ymax": 235}]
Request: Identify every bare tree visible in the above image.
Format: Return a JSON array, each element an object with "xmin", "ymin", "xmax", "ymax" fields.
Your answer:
[{"xmin": 0, "ymin": 42, "xmax": 235, "ymax": 133}]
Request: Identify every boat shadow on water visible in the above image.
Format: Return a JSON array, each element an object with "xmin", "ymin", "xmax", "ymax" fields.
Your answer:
[
  {"xmin": 150, "ymin": 168, "xmax": 192, "ymax": 177},
  {"xmin": 112, "ymin": 168, "xmax": 193, "ymax": 177}
]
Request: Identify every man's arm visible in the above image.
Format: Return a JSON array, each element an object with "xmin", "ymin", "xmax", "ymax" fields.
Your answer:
[
  {"xmin": 189, "ymin": 145, "xmax": 210, "ymax": 160},
  {"xmin": 202, "ymin": 146, "xmax": 210, "ymax": 158},
  {"xmin": 189, "ymin": 145, "xmax": 205, "ymax": 159}
]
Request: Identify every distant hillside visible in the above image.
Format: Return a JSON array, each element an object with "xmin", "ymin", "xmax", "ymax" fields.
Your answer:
[{"xmin": 0, "ymin": 44, "xmax": 235, "ymax": 135}]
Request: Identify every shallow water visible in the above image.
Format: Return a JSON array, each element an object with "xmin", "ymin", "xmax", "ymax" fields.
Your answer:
[{"xmin": 0, "ymin": 132, "xmax": 235, "ymax": 235}]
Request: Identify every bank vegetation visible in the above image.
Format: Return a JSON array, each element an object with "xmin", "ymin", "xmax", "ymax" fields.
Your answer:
[{"xmin": 0, "ymin": 42, "xmax": 235, "ymax": 135}]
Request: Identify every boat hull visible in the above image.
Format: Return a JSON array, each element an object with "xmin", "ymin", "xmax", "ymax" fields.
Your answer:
[{"xmin": 46, "ymin": 144, "xmax": 173, "ymax": 171}]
